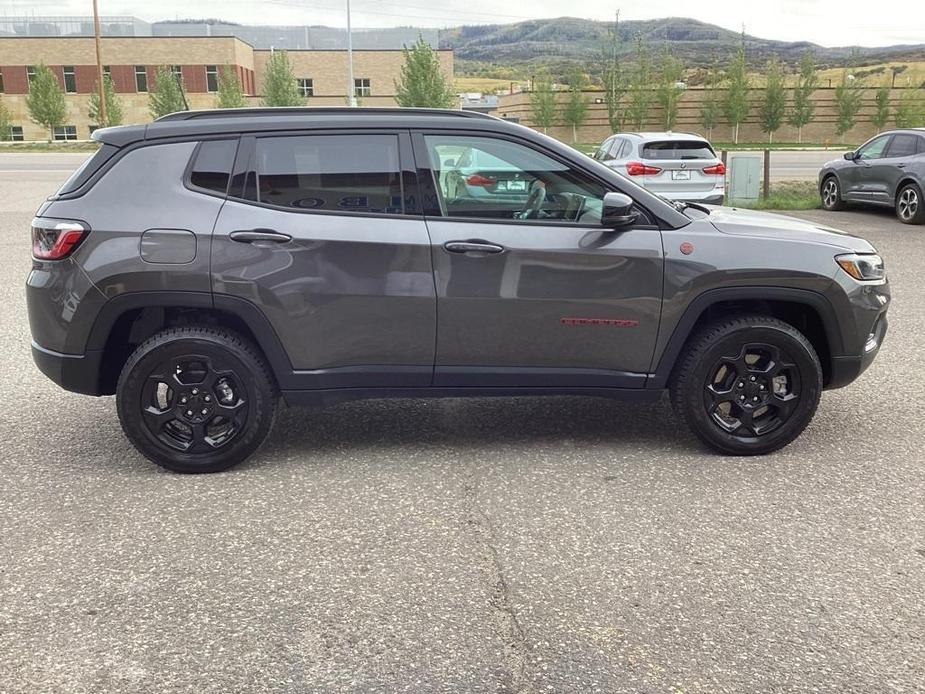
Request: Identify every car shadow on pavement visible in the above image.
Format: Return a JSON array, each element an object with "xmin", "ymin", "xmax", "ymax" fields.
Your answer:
[{"xmin": 257, "ymin": 394, "xmax": 696, "ymax": 462}]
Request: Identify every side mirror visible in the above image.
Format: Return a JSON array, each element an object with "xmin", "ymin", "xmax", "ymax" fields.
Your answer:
[
  {"xmin": 601, "ymin": 192, "xmax": 638, "ymax": 228},
  {"xmin": 844, "ymin": 151, "xmax": 858, "ymax": 161},
  {"xmin": 443, "ymin": 158, "xmax": 457, "ymax": 168}
]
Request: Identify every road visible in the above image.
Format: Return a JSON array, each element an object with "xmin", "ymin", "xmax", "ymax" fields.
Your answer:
[
  {"xmin": 1, "ymin": 155, "xmax": 923, "ymax": 694},
  {"xmin": 725, "ymin": 149, "xmax": 842, "ymax": 181}
]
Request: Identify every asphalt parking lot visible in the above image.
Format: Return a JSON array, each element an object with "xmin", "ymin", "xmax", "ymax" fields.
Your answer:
[{"xmin": 0, "ymin": 154, "xmax": 923, "ymax": 694}]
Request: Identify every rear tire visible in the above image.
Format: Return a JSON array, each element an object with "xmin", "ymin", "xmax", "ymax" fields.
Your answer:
[
  {"xmin": 670, "ymin": 315, "xmax": 823, "ymax": 456},
  {"xmin": 896, "ymin": 182, "xmax": 924, "ymax": 225},
  {"xmin": 116, "ymin": 326, "xmax": 278, "ymax": 473},
  {"xmin": 821, "ymin": 176, "xmax": 846, "ymax": 211}
]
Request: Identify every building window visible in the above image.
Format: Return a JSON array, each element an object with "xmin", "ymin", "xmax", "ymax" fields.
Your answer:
[
  {"xmin": 171, "ymin": 65, "xmax": 182, "ymax": 77},
  {"xmin": 0, "ymin": 70, "xmax": 4, "ymax": 93},
  {"xmin": 298, "ymin": 78, "xmax": 314, "ymax": 97},
  {"xmin": 53, "ymin": 125, "xmax": 78, "ymax": 141},
  {"xmin": 27, "ymin": 66, "xmax": 36, "ymax": 83},
  {"xmin": 134, "ymin": 65, "xmax": 147, "ymax": 92},
  {"xmin": 354, "ymin": 78, "xmax": 370, "ymax": 97},
  {"xmin": 103, "ymin": 65, "xmax": 111, "ymax": 77},
  {"xmin": 63, "ymin": 66, "xmax": 77, "ymax": 93},
  {"xmin": 206, "ymin": 65, "xmax": 219, "ymax": 92},
  {"xmin": 9, "ymin": 126, "xmax": 24, "ymax": 141}
]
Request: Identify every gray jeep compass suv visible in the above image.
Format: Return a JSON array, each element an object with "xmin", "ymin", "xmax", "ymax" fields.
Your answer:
[{"xmin": 27, "ymin": 108, "xmax": 890, "ymax": 473}]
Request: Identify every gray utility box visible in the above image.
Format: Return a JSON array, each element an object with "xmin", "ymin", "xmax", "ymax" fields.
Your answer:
[{"xmin": 728, "ymin": 154, "xmax": 761, "ymax": 200}]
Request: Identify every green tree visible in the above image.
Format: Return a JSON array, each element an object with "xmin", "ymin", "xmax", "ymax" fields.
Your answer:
[
  {"xmin": 759, "ymin": 56, "xmax": 786, "ymax": 143},
  {"xmin": 872, "ymin": 85, "xmax": 891, "ymax": 131},
  {"xmin": 25, "ymin": 63, "xmax": 66, "ymax": 140},
  {"xmin": 600, "ymin": 11, "xmax": 624, "ymax": 132},
  {"xmin": 834, "ymin": 71, "xmax": 862, "ymax": 138},
  {"xmin": 529, "ymin": 73, "xmax": 557, "ymax": 133},
  {"xmin": 894, "ymin": 88, "xmax": 924, "ymax": 127},
  {"xmin": 0, "ymin": 98, "xmax": 11, "ymax": 141},
  {"xmin": 626, "ymin": 33, "xmax": 653, "ymax": 130},
  {"xmin": 395, "ymin": 35, "xmax": 455, "ymax": 108},
  {"xmin": 562, "ymin": 69, "xmax": 589, "ymax": 142},
  {"xmin": 216, "ymin": 65, "xmax": 246, "ymax": 108},
  {"xmin": 149, "ymin": 66, "xmax": 188, "ymax": 119},
  {"xmin": 723, "ymin": 34, "xmax": 750, "ymax": 144},
  {"xmin": 262, "ymin": 50, "xmax": 303, "ymax": 107},
  {"xmin": 88, "ymin": 74, "xmax": 123, "ymax": 128},
  {"xmin": 656, "ymin": 46, "xmax": 684, "ymax": 130},
  {"xmin": 700, "ymin": 61, "xmax": 722, "ymax": 140},
  {"xmin": 788, "ymin": 50, "xmax": 817, "ymax": 143}
]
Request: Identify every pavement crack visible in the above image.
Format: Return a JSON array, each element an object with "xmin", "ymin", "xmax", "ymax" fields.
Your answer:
[{"xmin": 464, "ymin": 478, "xmax": 534, "ymax": 694}]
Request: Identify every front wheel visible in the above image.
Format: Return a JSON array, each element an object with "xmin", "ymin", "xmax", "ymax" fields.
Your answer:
[
  {"xmin": 670, "ymin": 316, "xmax": 823, "ymax": 456},
  {"xmin": 896, "ymin": 183, "xmax": 924, "ymax": 224},
  {"xmin": 116, "ymin": 326, "xmax": 278, "ymax": 473},
  {"xmin": 821, "ymin": 176, "xmax": 846, "ymax": 211}
]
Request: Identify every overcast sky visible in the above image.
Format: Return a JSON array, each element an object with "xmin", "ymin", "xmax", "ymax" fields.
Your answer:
[{"xmin": 7, "ymin": 0, "xmax": 924, "ymax": 47}]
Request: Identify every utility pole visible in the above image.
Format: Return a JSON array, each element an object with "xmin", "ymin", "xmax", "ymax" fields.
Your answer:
[
  {"xmin": 346, "ymin": 0, "xmax": 357, "ymax": 107},
  {"xmin": 92, "ymin": 0, "xmax": 107, "ymax": 127}
]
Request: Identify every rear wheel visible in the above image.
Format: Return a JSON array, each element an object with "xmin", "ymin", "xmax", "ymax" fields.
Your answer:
[
  {"xmin": 821, "ymin": 176, "xmax": 846, "ymax": 211},
  {"xmin": 116, "ymin": 326, "xmax": 278, "ymax": 473},
  {"xmin": 896, "ymin": 183, "xmax": 924, "ymax": 224},
  {"xmin": 670, "ymin": 315, "xmax": 823, "ymax": 456}
]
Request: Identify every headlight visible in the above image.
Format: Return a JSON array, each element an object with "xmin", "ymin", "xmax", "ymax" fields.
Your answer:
[{"xmin": 835, "ymin": 253, "xmax": 885, "ymax": 281}]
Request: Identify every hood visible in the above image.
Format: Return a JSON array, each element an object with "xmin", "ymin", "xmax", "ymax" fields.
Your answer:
[{"xmin": 707, "ymin": 206, "xmax": 876, "ymax": 253}]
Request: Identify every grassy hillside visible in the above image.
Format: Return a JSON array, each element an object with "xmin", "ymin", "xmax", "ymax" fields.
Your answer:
[{"xmin": 441, "ymin": 16, "xmax": 925, "ymax": 82}]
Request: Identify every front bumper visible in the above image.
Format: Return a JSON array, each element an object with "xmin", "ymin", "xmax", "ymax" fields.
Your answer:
[{"xmin": 31, "ymin": 341, "xmax": 104, "ymax": 396}]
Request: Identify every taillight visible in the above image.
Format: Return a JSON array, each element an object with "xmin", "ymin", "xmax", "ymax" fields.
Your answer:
[
  {"xmin": 466, "ymin": 173, "xmax": 496, "ymax": 187},
  {"xmin": 702, "ymin": 162, "xmax": 726, "ymax": 175},
  {"xmin": 625, "ymin": 161, "xmax": 662, "ymax": 176},
  {"xmin": 31, "ymin": 219, "xmax": 88, "ymax": 260}
]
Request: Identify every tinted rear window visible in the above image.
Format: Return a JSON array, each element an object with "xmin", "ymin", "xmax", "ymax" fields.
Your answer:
[
  {"xmin": 886, "ymin": 134, "xmax": 919, "ymax": 158},
  {"xmin": 190, "ymin": 139, "xmax": 237, "ymax": 194},
  {"xmin": 641, "ymin": 140, "xmax": 715, "ymax": 160},
  {"xmin": 253, "ymin": 134, "xmax": 403, "ymax": 214}
]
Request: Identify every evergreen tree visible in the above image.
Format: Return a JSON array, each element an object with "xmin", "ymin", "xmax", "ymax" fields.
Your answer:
[
  {"xmin": 834, "ymin": 71, "xmax": 862, "ymax": 138},
  {"xmin": 216, "ymin": 65, "xmax": 246, "ymax": 108},
  {"xmin": 788, "ymin": 50, "xmax": 817, "ymax": 143},
  {"xmin": 529, "ymin": 73, "xmax": 557, "ymax": 134},
  {"xmin": 0, "ymin": 98, "xmax": 11, "ymax": 141},
  {"xmin": 261, "ymin": 51, "xmax": 303, "ymax": 107},
  {"xmin": 872, "ymin": 85, "xmax": 891, "ymax": 132},
  {"xmin": 395, "ymin": 36, "xmax": 455, "ymax": 108},
  {"xmin": 88, "ymin": 74, "xmax": 123, "ymax": 128},
  {"xmin": 723, "ymin": 33, "xmax": 750, "ymax": 144},
  {"xmin": 562, "ymin": 69, "xmax": 589, "ymax": 142},
  {"xmin": 656, "ymin": 46, "xmax": 684, "ymax": 130},
  {"xmin": 626, "ymin": 33, "xmax": 653, "ymax": 130},
  {"xmin": 700, "ymin": 61, "xmax": 722, "ymax": 140},
  {"xmin": 759, "ymin": 56, "xmax": 786, "ymax": 143},
  {"xmin": 600, "ymin": 11, "xmax": 624, "ymax": 132},
  {"xmin": 149, "ymin": 66, "xmax": 188, "ymax": 119},
  {"xmin": 25, "ymin": 63, "xmax": 66, "ymax": 140}
]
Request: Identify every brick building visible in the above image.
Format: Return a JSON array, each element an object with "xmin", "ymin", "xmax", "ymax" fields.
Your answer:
[{"xmin": 0, "ymin": 36, "xmax": 453, "ymax": 141}]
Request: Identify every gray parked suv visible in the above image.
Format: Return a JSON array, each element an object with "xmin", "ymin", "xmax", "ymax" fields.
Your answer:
[
  {"xmin": 819, "ymin": 128, "xmax": 925, "ymax": 224},
  {"xmin": 27, "ymin": 108, "xmax": 890, "ymax": 473}
]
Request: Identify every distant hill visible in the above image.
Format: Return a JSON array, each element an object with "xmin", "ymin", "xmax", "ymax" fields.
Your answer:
[{"xmin": 439, "ymin": 17, "xmax": 925, "ymax": 77}]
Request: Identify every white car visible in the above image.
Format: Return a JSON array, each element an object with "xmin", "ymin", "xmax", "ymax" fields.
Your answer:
[{"xmin": 593, "ymin": 132, "xmax": 726, "ymax": 205}]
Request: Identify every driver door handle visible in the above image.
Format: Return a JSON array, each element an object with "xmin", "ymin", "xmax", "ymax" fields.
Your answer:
[
  {"xmin": 443, "ymin": 240, "xmax": 505, "ymax": 255},
  {"xmin": 230, "ymin": 229, "xmax": 292, "ymax": 244}
]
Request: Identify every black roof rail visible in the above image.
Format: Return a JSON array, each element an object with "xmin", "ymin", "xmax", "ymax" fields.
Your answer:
[{"xmin": 155, "ymin": 107, "xmax": 497, "ymax": 122}]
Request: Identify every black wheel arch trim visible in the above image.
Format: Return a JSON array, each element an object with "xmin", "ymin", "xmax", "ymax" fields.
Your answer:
[{"xmin": 648, "ymin": 286, "xmax": 845, "ymax": 390}]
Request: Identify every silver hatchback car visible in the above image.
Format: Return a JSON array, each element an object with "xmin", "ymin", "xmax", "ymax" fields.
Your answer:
[{"xmin": 593, "ymin": 132, "xmax": 725, "ymax": 205}]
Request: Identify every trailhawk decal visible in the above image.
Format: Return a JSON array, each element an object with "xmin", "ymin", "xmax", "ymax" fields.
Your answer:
[{"xmin": 560, "ymin": 317, "xmax": 640, "ymax": 327}]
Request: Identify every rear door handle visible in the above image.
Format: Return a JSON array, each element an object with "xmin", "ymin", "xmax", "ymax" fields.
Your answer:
[
  {"xmin": 443, "ymin": 240, "xmax": 505, "ymax": 254},
  {"xmin": 229, "ymin": 229, "xmax": 292, "ymax": 244}
]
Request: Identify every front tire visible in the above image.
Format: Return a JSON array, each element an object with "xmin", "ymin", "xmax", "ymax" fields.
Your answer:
[
  {"xmin": 116, "ymin": 326, "xmax": 278, "ymax": 473},
  {"xmin": 896, "ymin": 182, "xmax": 924, "ymax": 224},
  {"xmin": 670, "ymin": 315, "xmax": 823, "ymax": 456},
  {"xmin": 821, "ymin": 175, "xmax": 846, "ymax": 211}
]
